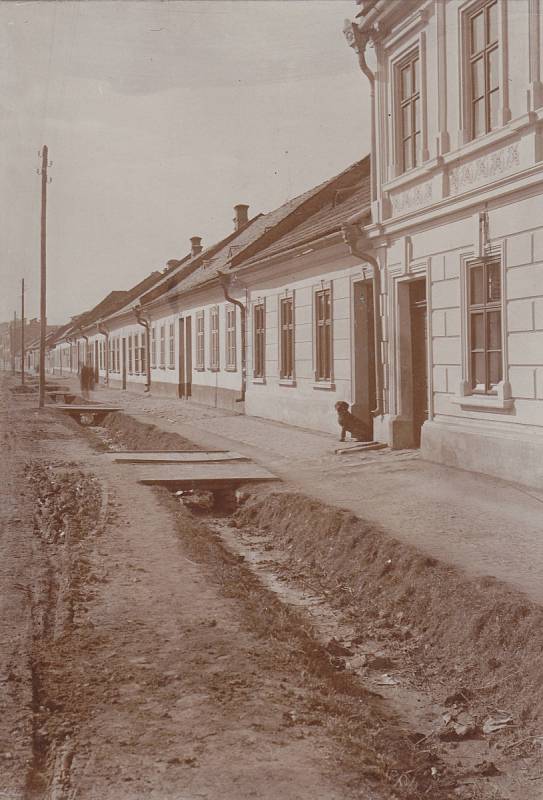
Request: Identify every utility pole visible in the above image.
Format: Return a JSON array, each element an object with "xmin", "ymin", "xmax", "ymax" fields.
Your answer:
[
  {"xmin": 21, "ymin": 278, "xmax": 25, "ymax": 386},
  {"xmin": 11, "ymin": 312, "xmax": 16, "ymax": 375},
  {"xmin": 38, "ymin": 146, "xmax": 49, "ymax": 409}
]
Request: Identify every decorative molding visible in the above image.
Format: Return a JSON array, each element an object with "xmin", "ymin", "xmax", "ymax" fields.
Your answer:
[
  {"xmin": 449, "ymin": 143, "xmax": 520, "ymax": 195},
  {"xmin": 390, "ymin": 180, "xmax": 433, "ymax": 214}
]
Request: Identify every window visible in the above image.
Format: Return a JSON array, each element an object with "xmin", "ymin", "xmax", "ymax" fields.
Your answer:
[
  {"xmin": 468, "ymin": 0, "xmax": 499, "ymax": 139},
  {"xmin": 253, "ymin": 303, "xmax": 265, "ymax": 379},
  {"xmin": 398, "ymin": 50, "xmax": 421, "ymax": 172},
  {"xmin": 210, "ymin": 307, "xmax": 220, "ymax": 370},
  {"xmin": 134, "ymin": 333, "xmax": 140, "ymax": 374},
  {"xmin": 315, "ymin": 288, "xmax": 332, "ymax": 381},
  {"xmin": 151, "ymin": 327, "xmax": 156, "ymax": 368},
  {"xmin": 116, "ymin": 338, "xmax": 121, "ymax": 373},
  {"xmin": 140, "ymin": 332, "xmax": 147, "ymax": 375},
  {"xmin": 168, "ymin": 322, "xmax": 175, "ymax": 369},
  {"xmin": 196, "ymin": 311, "xmax": 205, "ymax": 370},
  {"xmin": 128, "ymin": 335, "xmax": 133, "ymax": 374},
  {"xmin": 280, "ymin": 297, "xmax": 294, "ymax": 380},
  {"xmin": 159, "ymin": 324, "xmax": 166, "ymax": 368},
  {"xmin": 468, "ymin": 258, "xmax": 502, "ymax": 393},
  {"xmin": 225, "ymin": 305, "xmax": 237, "ymax": 370}
]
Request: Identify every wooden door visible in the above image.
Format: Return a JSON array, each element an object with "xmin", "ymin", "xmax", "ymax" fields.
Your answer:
[
  {"xmin": 410, "ymin": 280, "xmax": 428, "ymax": 446},
  {"xmin": 178, "ymin": 318, "xmax": 185, "ymax": 398},
  {"xmin": 185, "ymin": 316, "xmax": 192, "ymax": 398},
  {"xmin": 121, "ymin": 338, "xmax": 127, "ymax": 390}
]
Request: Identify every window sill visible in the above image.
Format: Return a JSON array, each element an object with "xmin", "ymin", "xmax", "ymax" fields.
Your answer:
[
  {"xmin": 208, "ymin": 366, "xmax": 220, "ymax": 373},
  {"xmin": 225, "ymin": 366, "xmax": 237, "ymax": 372},
  {"xmin": 168, "ymin": 366, "xmax": 175, "ymax": 371},
  {"xmin": 313, "ymin": 381, "xmax": 336, "ymax": 391},
  {"xmin": 195, "ymin": 367, "xmax": 205, "ymax": 372},
  {"xmin": 451, "ymin": 380, "xmax": 514, "ymax": 411},
  {"xmin": 279, "ymin": 378, "xmax": 296, "ymax": 387}
]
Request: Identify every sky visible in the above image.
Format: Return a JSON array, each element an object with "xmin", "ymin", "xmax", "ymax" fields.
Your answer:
[{"xmin": 1, "ymin": 0, "xmax": 370, "ymax": 325}]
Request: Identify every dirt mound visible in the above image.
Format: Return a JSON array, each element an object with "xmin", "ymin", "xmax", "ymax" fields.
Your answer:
[
  {"xmin": 233, "ymin": 492, "xmax": 543, "ymax": 734},
  {"xmin": 101, "ymin": 411, "xmax": 202, "ymax": 451}
]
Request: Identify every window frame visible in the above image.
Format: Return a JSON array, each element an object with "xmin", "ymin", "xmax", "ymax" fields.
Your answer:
[
  {"xmin": 466, "ymin": 0, "xmax": 500, "ymax": 141},
  {"xmin": 159, "ymin": 324, "xmax": 166, "ymax": 369},
  {"xmin": 168, "ymin": 321, "xmax": 175, "ymax": 369},
  {"xmin": 151, "ymin": 327, "xmax": 157, "ymax": 369},
  {"xmin": 196, "ymin": 310, "xmax": 205, "ymax": 371},
  {"xmin": 128, "ymin": 334, "xmax": 133, "ymax": 374},
  {"xmin": 396, "ymin": 48, "xmax": 422, "ymax": 174},
  {"xmin": 225, "ymin": 304, "xmax": 237, "ymax": 371},
  {"xmin": 467, "ymin": 256, "xmax": 503, "ymax": 394},
  {"xmin": 279, "ymin": 295, "xmax": 295, "ymax": 381},
  {"xmin": 209, "ymin": 306, "xmax": 220, "ymax": 371},
  {"xmin": 253, "ymin": 302, "xmax": 266, "ymax": 380},
  {"xmin": 314, "ymin": 286, "xmax": 333, "ymax": 383}
]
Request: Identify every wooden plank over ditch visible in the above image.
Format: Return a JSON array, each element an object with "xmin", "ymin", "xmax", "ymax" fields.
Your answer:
[
  {"xmin": 109, "ymin": 451, "xmax": 248, "ymax": 464},
  {"xmin": 135, "ymin": 462, "xmax": 277, "ymax": 488}
]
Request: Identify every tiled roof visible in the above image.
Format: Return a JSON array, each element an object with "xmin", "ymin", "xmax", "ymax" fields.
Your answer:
[
  {"xmin": 157, "ymin": 158, "xmax": 370, "ymax": 301},
  {"xmin": 238, "ymin": 171, "xmax": 370, "ymax": 268}
]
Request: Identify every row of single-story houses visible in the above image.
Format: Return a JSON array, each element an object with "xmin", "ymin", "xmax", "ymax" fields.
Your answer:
[
  {"xmin": 42, "ymin": 0, "xmax": 543, "ymax": 492},
  {"xmin": 43, "ymin": 158, "xmax": 378, "ymax": 437}
]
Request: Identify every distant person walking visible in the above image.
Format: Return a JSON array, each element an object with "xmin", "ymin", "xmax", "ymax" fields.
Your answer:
[{"xmin": 80, "ymin": 363, "xmax": 95, "ymax": 401}]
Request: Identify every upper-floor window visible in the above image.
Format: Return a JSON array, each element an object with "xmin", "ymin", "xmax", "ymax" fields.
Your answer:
[
  {"xmin": 253, "ymin": 303, "xmax": 265, "ymax": 379},
  {"xmin": 468, "ymin": 257, "xmax": 502, "ymax": 393},
  {"xmin": 210, "ymin": 306, "xmax": 220, "ymax": 370},
  {"xmin": 315, "ymin": 288, "xmax": 332, "ymax": 382},
  {"xmin": 196, "ymin": 311, "xmax": 205, "ymax": 370},
  {"xmin": 280, "ymin": 297, "xmax": 294, "ymax": 380},
  {"xmin": 468, "ymin": 0, "xmax": 499, "ymax": 139},
  {"xmin": 225, "ymin": 305, "xmax": 237, "ymax": 371},
  {"xmin": 398, "ymin": 50, "xmax": 421, "ymax": 173}
]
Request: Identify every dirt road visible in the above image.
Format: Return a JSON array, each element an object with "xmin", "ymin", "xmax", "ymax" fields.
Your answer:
[
  {"xmin": 0, "ymin": 378, "xmax": 404, "ymax": 800},
  {"xmin": 4, "ymin": 375, "xmax": 543, "ymax": 800}
]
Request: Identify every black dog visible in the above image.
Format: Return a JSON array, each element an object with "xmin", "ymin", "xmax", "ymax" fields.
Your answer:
[{"xmin": 334, "ymin": 401, "xmax": 370, "ymax": 443}]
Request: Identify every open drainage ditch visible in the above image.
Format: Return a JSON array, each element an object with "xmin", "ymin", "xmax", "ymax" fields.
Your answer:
[{"xmin": 82, "ymin": 409, "xmax": 543, "ymax": 799}]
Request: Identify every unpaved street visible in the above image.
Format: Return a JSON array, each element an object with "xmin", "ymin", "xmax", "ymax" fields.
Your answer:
[
  {"xmin": 3, "ymin": 375, "xmax": 543, "ymax": 800},
  {"xmin": 0, "ymin": 379, "xmax": 401, "ymax": 800}
]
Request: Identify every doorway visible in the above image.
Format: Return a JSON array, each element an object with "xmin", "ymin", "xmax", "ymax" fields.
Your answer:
[
  {"xmin": 121, "ymin": 338, "xmax": 127, "ymax": 390},
  {"xmin": 352, "ymin": 279, "xmax": 376, "ymax": 436},
  {"xmin": 184, "ymin": 316, "xmax": 192, "ymax": 398},
  {"xmin": 94, "ymin": 340, "xmax": 99, "ymax": 383},
  {"xmin": 409, "ymin": 280, "xmax": 428, "ymax": 446}
]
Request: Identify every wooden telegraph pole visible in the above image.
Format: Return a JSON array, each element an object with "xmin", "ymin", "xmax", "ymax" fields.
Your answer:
[
  {"xmin": 21, "ymin": 278, "xmax": 25, "ymax": 386},
  {"xmin": 38, "ymin": 146, "xmax": 49, "ymax": 409},
  {"xmin": 11, "ymin": 311, "xmax": 16, "ymax": 375}
]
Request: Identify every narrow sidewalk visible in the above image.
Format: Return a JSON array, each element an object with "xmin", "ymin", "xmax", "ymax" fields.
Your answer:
[{"xmin": 52, "ymin": 378, "xmax": 543, "ymax": 605}]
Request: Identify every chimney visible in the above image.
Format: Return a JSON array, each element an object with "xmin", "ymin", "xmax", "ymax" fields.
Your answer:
[
  {"xmin": 190, "ymin": 236, "xmax": 203, "ymax": 257},
  {"xmin": 233, "ymin": 204, "xmax": 249, "ymax": 231}
]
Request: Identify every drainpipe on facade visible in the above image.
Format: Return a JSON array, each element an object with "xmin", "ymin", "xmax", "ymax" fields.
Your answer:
[
  {"xmin": 216, "ymin": 271, "xmax": 246, "ymax": 403},
  {"xmin": 343, "ymin": 20, "xmax": 376, "ymax": 207},
  {"xmin": 97, "ymin": 322, "xmax": 110, "ymax": 386},
  {"xmin": 134, "ymin": 305, "xmax": 152, "ymax": 392},
  {"xmin": 342, "ymin": 223, "xmax": 383, "ymax": 418},
  {"xmin": 342, "ymin": 20, "xmax": 382, "ymax": 416}
]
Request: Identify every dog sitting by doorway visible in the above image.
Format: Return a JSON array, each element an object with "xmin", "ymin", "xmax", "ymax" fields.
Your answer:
[{"xmin": 334, "ymin": 401, "xmax": 371, "ymax": 443}]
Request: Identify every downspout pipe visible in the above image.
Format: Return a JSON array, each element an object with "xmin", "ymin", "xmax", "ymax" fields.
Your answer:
[
  {"xmin": 342, "ymin": 223, "xmax": 383, "ymax": 417},
  {"xmin": 134, "ymin": 305, "xmax": 151, "ymax": 392},
  {"xmin": 217, "ymin": 271, "xmax": 246, "ymax": 403},
  {"xmin": 343, "ymin": 20, "xmax": 376, "ymax": 206},
  {"xmin": 97, "ymin": 322, "xmax": 110, "ymax": 386}
]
